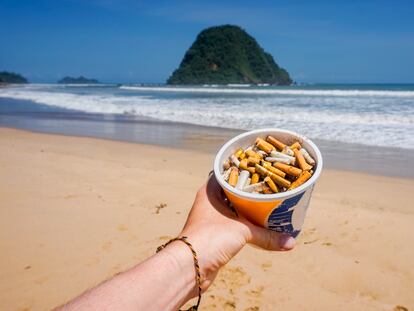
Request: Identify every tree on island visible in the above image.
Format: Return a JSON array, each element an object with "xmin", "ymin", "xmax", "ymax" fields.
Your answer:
[
  {"xmin": 167, "ymin": 25, "xmax": 292, "ymax": 85},
  {"xmin": 0, "ymin": 71, "xmax": 28, "ymax": 84},
  {"xmin": 58, "ymin": 76, "xmax": 99, "ymax": 84}
]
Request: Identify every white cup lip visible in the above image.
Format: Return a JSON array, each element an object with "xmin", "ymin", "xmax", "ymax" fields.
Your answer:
[{"xmin": 213, "ymin": 128, "xmax": 323, "ymax": 201}]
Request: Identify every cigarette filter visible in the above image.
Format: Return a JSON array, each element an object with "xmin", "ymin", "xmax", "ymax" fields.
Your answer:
[
  {"xmin": 222, "ymin": 168, "xmax": 232, "ymax": 181},
  {"xmin": 262, "ymin": 185, "xmax": 273, "ymax": 194},
  {"xmin": 294, "ymin": 149, "xmax": 313, "ymax": 171},
  {"xmin": 264, "ymin": 176, "xmax": 279, "ymax": 193},
  {"xmin": 230, "ymin": 154, "xmax": 240, "ymax": 167},
  {"xmin": 282, "ymin": 146, "xmax": 295, "ymax": 156},
  {"xmin": 243, "ymin": 181, "xmax": 266, "ymax": 193},
  {"xmin": 239, "ymin": 159, "xmax": 256, "ymax": 174},
  {"xmin": 248, "ymin": 156, "xmax": 261, "ymax": 165},
  {"xmin": 251, "ymin": 173, "xmax": 260, "ymax": 184},
  {"xmin": 262, "ymin": 161, "xmax": 286, "ymax": 178},
  {"xmin": 223, "ymin": 159, "xmax": 231, "ymax": 170},
  {"xmin": 266, "ymin": 135, "xmax": 286, "ymax": 150},
  {"xmin": 234, "ymin": 148, "xmax": 244, "ymax": 158},
  {"xmin": 288, "ymin": 171, "xmax": 312, "ymax": 190},
  {"xmin": 235, "ymin": 170, "xmax": 250, "ymax": 190},
  {"xmin": 300, "ymin": 148, "xmax": 316, "ymax": 165},
  {"xmin": 246, "ymin": 149, "xmax": 263, "ymax": 159},
  {"xmin": 274, "ymin": 162, "xmax": 302, "ymax": 177},
  {"xmin": 268, "ymin": 171, "xmax": 291, "ymax": 188},
  {"xmin": 244, "ymin": 177, "xmax": 251, "ymax": 187},
  {"xmin": 255, "ymin": 138, "xmax": 274, "ymax": 154},
  {"xmin": 265, "ymin": 156, "xmax": 291, "ymax": 164},
  {"xmin": 290, "ymin": 142, "xmax": 301, "ymax": 150},
  {"xmin": 228, "ymin": 167, "xmax": 239, "ymax": 187}
]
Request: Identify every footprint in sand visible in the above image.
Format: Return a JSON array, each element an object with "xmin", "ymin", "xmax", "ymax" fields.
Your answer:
[
  {"xmin": 394, "ymin": 306, "xmax": 408, "ymax": 311},
  {"xmin": 102, "ymin": 241, "xmax": 112, "ymax": 251},
  {"xmin": 117, "ymin": 224, "xmax": 128, "ymax": 232},
  {"xmin": 261, "ymin": 261, "xmax": 272, "ymax": 271},
  {"xmin": 245, "ymin": 307, "xmax": 260, "ymax": 311}
]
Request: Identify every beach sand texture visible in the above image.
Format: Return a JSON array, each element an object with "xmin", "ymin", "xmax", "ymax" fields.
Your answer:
[{"xmin": 0, "ymin": 128, "xmax": 413, "ymax": 311}]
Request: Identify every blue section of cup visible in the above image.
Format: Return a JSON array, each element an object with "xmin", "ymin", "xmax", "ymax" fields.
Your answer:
[{"xmin": 267, "ymin": 191, "xmax": 307, "ymax": 238}]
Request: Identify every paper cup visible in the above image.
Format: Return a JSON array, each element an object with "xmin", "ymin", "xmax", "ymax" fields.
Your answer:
[{"xmin": 214, "ymin": 128, "xmax": 323, "ymax": 238}]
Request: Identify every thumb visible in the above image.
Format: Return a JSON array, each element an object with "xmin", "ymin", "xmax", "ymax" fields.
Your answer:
[{"xmin": 247, "ymin": 224, "xmax": 296, "ymax": 251}]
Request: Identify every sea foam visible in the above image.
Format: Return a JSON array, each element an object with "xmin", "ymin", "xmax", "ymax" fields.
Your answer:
[{"xmin": 1, "ymin": 84, "xmax": 413, "ymax": 149}]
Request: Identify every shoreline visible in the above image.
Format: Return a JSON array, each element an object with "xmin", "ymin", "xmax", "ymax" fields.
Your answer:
[
  {"xmin": 0, "ymin": 128, "xmax": 413, "ymax": 310},
  {"xmin": 1, "ymin": 99, "xmax": 414, "ymax": 178}
]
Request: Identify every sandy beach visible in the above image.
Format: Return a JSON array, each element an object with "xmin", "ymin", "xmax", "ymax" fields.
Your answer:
[{"xmin": 0, "ymin": 127, "xmax": 413, "ymax": 311}]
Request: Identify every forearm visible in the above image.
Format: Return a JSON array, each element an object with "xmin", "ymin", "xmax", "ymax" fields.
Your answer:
[{"xmin": 58, "ymin": 241, "xmax": 197, "ymax": 311}]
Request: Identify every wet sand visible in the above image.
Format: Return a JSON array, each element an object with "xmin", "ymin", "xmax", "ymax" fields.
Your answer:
[
  {"xmin": 1, "ymin": 98, "xmax": 414, "ymax": 178},
  {"xmin": 0, "ymin": 128, "xmax": 413, "ymax": 311}
]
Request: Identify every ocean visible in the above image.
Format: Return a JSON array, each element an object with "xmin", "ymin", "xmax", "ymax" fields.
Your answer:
[{"xmin": 1, "ymin": 83, "xmax": 413, "ymax": 150}]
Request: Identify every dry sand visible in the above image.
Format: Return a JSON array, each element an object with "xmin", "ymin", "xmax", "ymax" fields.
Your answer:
[{"xmin": 0, "ymin": 128, "xmax": 413, "ymax": 311}]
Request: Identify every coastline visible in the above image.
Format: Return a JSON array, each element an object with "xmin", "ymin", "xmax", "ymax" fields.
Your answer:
[
  {"xmin": 1, "ymin": 97, "xmax": 414, "ymax": 178},
  {"xmin": 0, "ymin": 128, "xmax": 413, "ymax": 311}
]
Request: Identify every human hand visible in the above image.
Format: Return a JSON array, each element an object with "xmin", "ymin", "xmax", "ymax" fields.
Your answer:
[{"xmin": 180, "ymin": 175, "xmax": 295, "ymax": 293}]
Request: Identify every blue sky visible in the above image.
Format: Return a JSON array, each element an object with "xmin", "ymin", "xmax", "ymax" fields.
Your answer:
[{"xmin": 1, "ymin": 0, "xmax": 413, "ymax": 83}]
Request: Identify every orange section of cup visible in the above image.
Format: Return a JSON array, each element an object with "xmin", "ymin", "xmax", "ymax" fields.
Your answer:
[{"xmin": 224, "ymin": 189, "xmax": 282, "ymax": 227}]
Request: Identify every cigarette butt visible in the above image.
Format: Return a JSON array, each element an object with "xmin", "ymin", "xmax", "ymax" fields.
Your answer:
[
  {"xmin": 294, "ymin": 149, "xmax": 313, "ymax": 171},
  {"xmin": 255, "ymin": 164, "xmax": 291, "ymax": 188},
  {"xmin": 235, "ymin": 170, "xmax": 250, "ymax": 190},
  {"xmin": 255, "ymin": 138, "xmax": 274, "ymax": 154},
  {"xmin": 223, "ymin": 159, "xmax": 231, "ymax": 170},
  {"xmin": 265, "ymin": 156, "xmax": 291, "ymax": 164},
  {"xmin": 230, "ymin": 154, "xmax": 240, "ymax": 167},
  {"xmin": 288, "ymin": 171, "xmax": 312, "ymax": 190},
  {"xmin": 245, "ymin": 149, "xmax": 263, "ymax": 159},
  {"xmin": 264, "ymin": 176, "xmax": 279, "ymax": 193},
  {"xmin": 282, "ymin": 146, "xmax": 295, "ymax": 156},
  {"xmin": 248, "ymin": 156, "xmax": 261, "ymax": 165},
  {"xmin": 243, "ymin": 181, "xmax": 266, "ymax": 193},
  {"xmin": 239, "ymin": 152, "xmax": 246, "ymax": 160},
  {"xmin": 222, "ymin": 168, "xmax": 232, "ymax": 181},
  {"xmin": 300, "ymin": 148, "xmax": 316, "ymax": 165},
  {"xmin": 290, "ymin": 142, "xmax": 301, "ymax": 150},
  {"xmin": 274, "ymin": 162, "xmax": 302, "ymax": 177},
  {"xmin": 244, "ymin": 177, "xmax": 251, "ymax": 187},
  {"xmin": 239, "ymin": 159, "xmax": 256, "ymax": 174},
  {"xmin": 261, "ymin": 160, "xmax": 273, "ymax": 168},
  {"xmin": 251, "ymin": 173, "xmax": 260, "ymax": 184},
  {"xmin": 257, "ymin": 150, "xmax": 268, "ymax": 157},
  {"xmin": 270, "ymin": 150, "xmax": 296, "ymax": 165},
  {"xmin": 262, "ymin": 185, "xmax": 273, "ymax": 194},
  {"xmin": 234, "ymin": 148, "xmax": 244, "ymax": 158},
  {"xmin": 268, "ymin": 172, "xmax": 291, "ymax": 188},
  {"xmin": 262, "ymin": 161, "xmax": 286, "ymax": 178},
  {"xmin": 228, "ymin": 167, "xmax": 239, "ymax": 187},
  {"xmin": 266, "ymin": 135, "xmax": 286, "ymax": 150}
]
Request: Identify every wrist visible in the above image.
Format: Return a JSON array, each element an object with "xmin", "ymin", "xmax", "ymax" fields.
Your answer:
[{"xmin": 161, "ymin": 240, "xmax": 200, "ymax": 300}]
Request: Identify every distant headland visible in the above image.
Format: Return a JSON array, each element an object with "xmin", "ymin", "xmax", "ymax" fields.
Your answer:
[
  {"xmin": 167, "ymin": 25, "xmax": 292, "ymax": 85},
  {"xmin": 0, "ymin": 71, "xmax": 28, "ymax": 84},
  {"xmin": 58, "ymin": 76, "xmax": 99, "ymax": 84}
]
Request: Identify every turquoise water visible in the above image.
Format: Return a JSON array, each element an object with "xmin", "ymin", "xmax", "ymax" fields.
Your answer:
[{"xmin": 1, "ymin": 83, "xmax": 413, "ymax": 149}]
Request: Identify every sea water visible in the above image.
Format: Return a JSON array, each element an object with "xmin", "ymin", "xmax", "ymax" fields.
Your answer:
[{"xmin": 0, "ymin": 83, "xmax": 413, "ymax": 149}]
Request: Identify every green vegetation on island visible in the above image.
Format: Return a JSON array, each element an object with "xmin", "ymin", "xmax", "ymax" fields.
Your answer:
[
  {"xmin": 0, "ymin": 71, "xmax": 28, "ymax": 84},
  {"xmin": 167, "ymin": 25, "xmax": 292, "ymax": 85},
  {"xmin": 58, "ymin": 76, "xmax": 99, "ymax": 84}
]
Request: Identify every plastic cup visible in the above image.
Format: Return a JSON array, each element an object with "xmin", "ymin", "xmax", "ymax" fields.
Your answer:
[{"xmin": 214, "ymin": 128, "xmax": 323, "ymax": 238}]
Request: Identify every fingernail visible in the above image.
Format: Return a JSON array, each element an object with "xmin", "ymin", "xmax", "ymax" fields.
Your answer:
[{"xmin": 279, "ymin": 235, "xmax": 295, "ymax": 250}]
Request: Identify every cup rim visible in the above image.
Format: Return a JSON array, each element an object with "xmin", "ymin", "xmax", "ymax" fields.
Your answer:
[{"xmin": 213, "ymin": 128, "xmax": 323, "ymax": 201}]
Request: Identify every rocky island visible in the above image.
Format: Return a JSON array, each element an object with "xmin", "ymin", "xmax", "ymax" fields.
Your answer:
[
  {"xmin": 0, "ymin": 71, "xmax": 28, "ymax": 84},
  {"xmin": 58, "ymin": 76, "xmax": 99, "ymax": 84},
  {"xmin": 167, "ymin": 25, "xmax": 292, "ymax": 85}
]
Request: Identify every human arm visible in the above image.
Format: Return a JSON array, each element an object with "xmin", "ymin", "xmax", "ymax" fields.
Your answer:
[{"xmin": 56, "ymin": 176, "xmax": 295, "ymax": 310}]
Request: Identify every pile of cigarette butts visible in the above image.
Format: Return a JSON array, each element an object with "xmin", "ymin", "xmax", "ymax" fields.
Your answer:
[{"xmin": 222, "ymin": 136, "xmax": 316, "ymax": 194}]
